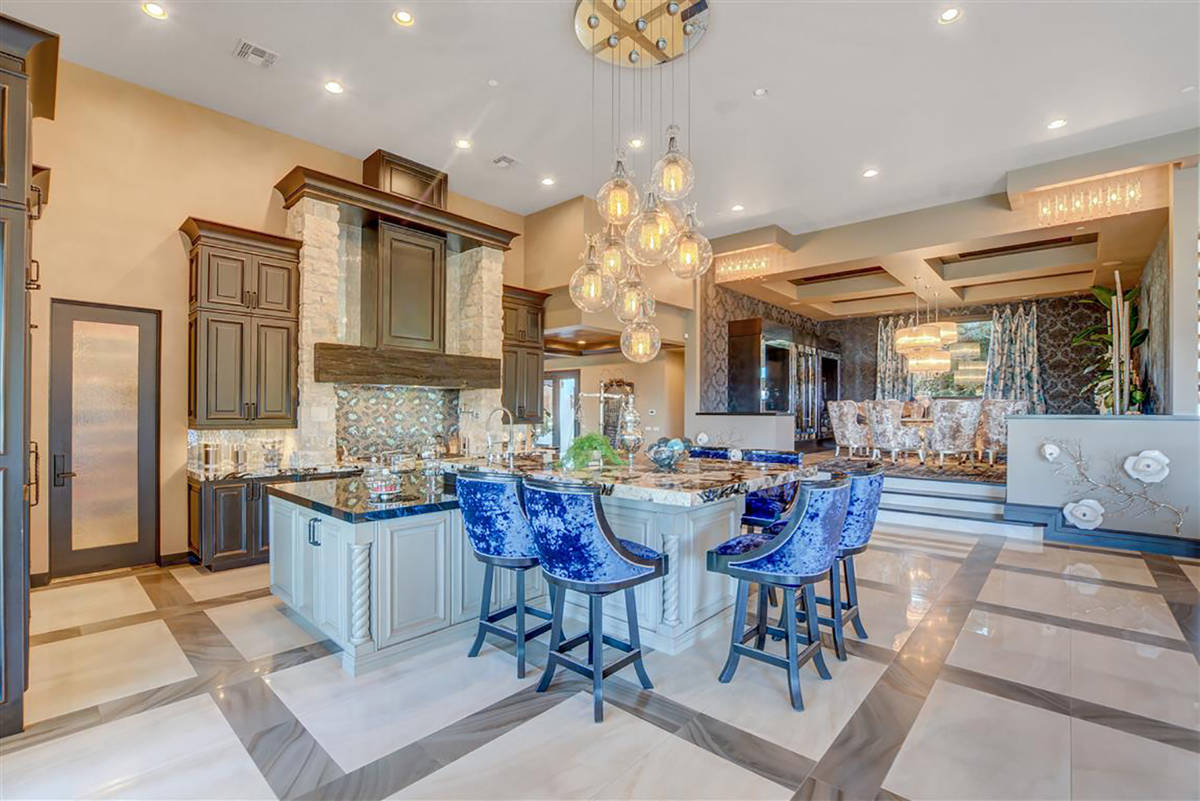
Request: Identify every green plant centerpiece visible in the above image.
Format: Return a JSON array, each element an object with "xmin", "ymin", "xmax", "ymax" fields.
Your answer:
[
  {"xmin": 562, "ymin": 432, "xmax": 625, "ymax": 472},
  {"xmin": 1074, "ymin": 285, "xmax": 1148, "ymax": 413}
]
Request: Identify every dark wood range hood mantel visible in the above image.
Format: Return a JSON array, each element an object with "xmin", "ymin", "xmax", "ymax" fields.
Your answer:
[{"xmin": 313, "ymin": 343, "xmax": 500, "ymax": 389}]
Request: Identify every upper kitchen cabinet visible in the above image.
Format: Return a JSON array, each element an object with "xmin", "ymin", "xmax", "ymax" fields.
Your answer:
[
  {"xmin": 361, "ymin": 220, "xmax": 446, "ymax": 353},
  {"xmin": 180, "ymin": 218, "xmax": 301, "ymax": 429},
  {"xmin": 362, "ymin": 149, "xmax": 448, "ymax": 209},
  {"xmin": 181, "ymin": 218, "xmax": 300, "ymax": 319},
  {"xmin": 501, "ymin": 286, "xmax": 549, "ymax": 424}
]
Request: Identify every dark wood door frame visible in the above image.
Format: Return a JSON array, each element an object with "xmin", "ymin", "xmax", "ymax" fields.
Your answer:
[{"xmin": 48, "ymin": 299, "xmax": 161, "ymax": 578}]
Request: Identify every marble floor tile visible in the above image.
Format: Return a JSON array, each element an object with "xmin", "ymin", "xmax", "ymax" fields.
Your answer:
[
  {"xmin": 977, "ymin": 569, "xmax": 1183, "ymax": 639},
  {"xmin": 392, "ymin": 692, "xmax": 792, "ymax": 800},
  {"xmin": 265, "ymin": 636, "xmax": 534, "ymax": 773},
  {"xmin": 25, "ymin": 620, "xmax": 197, "ymax": 724},
  {"xmin": 1068, "ymin": 627, "xmax": 1200, "ymax": 731},
  {"xmin": 872, "ymin": 529, "xmax": 975, "ymax": 560},
  {"xmin": 852, "ymin": 548, "xmax": 959, "ymax": 597},
  {"xmin": 998, "ymin": 543, "xmax": 1156, "ymax": 587},
  {"xmin": 205, "ymin": 595, "xmax": 318, "ymax": 661},
  {"xmin": 643, "ymin": 626, "xmax": 887, "ymax": 761},
  {"xmin": 946, "ymin": 608, "xmax": 1070, "ymax": 695},
  {"xmin": 169, "ymin": 563, "xmax": 270, "ymax": 602},
  {"xmin": 884, "ymin": 680, "xmax": 1070, "ymax": 800},
  {"xmin": 1177, "ymin": 561, "xmax": 1200, "ymax": 590},
  {"xmin": 1070, "ymin": 717, "xmax": 1200, "ymax": 801},
  {"xmin": 853, "ymin": 584, "xmax": 928, "ymax": 652},
  {"xmin": 1, "ymin": 694, "xmax": 274, "ymax": 800},
  {"xmin": 30, "ymin": 576, "xmax": 156, "ymax": 635}
]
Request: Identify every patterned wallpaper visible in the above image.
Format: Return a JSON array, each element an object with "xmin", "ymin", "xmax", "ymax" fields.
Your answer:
[
  {"xmin": 699, "ymin": 278, "xmax": 1109, "ymax": 415},
  {"xmin": 334, "ymin": 385, "xmax": 459, "ymax": 458},
  {"xmin": 1138, "ymin": 228, "xmax": 1169, "ymax": 414}
]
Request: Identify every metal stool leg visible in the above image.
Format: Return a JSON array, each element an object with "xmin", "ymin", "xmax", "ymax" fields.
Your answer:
[
  {"xmin": 589, "ymin": 594, "xmax": 605, "ymax": 723},
  {"xmin": 846, "ymin": 556, "xmax": 868, "ymax": 639},
  {"xmin": 514, "ymin": 569, "xmax": 527, "ymax": 678},
  {"xmin": 805, "ymin": 583, "xmax": 832, "ymax": 679},
  {"xmin": 782, "ymin": 588, "xmax": 803, "ymax": 711},
  {"xmin": 537, "ymin": 582, "xmax": 565, "ymax": 693},
  {"xmin": 754, "ymin": 584, "xmax": 769, "ymax": 650},
  {"xmin": 468, "ymin": 562, "xmax": 494, "ymax": 658},
  {"xmin": 719, "ymin": 579, "xmax": 749, "ymax": 683},
  {"xmin": 829, "ymin": 563, "xmax": 847, "ymax": 660},
  {"xmin": 624, "ymin": 588, "xmax": 653, "ymax": 690},
  {"xmin": 767, "ymin": 586, "xmax": 778, "ymax": 607}
]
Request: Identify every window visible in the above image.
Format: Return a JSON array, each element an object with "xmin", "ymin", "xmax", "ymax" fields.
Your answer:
[{"xmin": 911, "ymin": 319, "xmax": 992, "ymax": 398}]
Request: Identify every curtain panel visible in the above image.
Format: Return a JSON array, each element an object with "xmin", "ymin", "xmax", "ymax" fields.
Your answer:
[
  {"xmin": 876, "ymin": 315, "xmax": 915, "ymax": 400},
  {"xmin": 985, "ymin": 303, "xmax": 1046, "ymax": 413}
]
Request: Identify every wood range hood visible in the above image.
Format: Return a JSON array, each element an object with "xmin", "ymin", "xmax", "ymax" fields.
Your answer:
[{"xmin": 276, "ymin": 162, "xmax": 517, "ymax": 389}]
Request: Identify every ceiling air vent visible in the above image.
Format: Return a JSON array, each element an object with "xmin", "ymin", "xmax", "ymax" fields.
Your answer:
[
  {"xmin": 233, "ymin": 39, "xmax": 279, "ymax": 68},
  {"xmin": 491, "ymin": 155, "xmax": 518, "ymax": 169}
]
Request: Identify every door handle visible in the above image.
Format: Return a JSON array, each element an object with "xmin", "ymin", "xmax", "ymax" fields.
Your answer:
[
  {"xmin": 27, "ymin": 442, "xmax": 40, "ymax": 506},
  {"xmin": 52, "ymin": 452, "xmax": 75, "ymax": 487}
]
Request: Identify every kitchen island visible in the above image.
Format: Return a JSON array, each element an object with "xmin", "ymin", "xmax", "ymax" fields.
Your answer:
[{"xmin": 267, "ymin": 456, "xmax": 807, "ymax": 674}]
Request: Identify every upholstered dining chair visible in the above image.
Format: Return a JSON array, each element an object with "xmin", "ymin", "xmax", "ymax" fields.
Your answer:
[
  {"xmin": 865, "ymin": 400, "xmax": 924, "ymax": 463},
  {"xmin": 828, "ymin": 400, "xmax": 869, "ymax": 458},
  {"xmin": 927, "ymin": 399, "xmax": 984, "ymax": 467},
  {"xmin": 522, "ymin": 477, "xmax": 667, "ymax": 723},
  {"xmin": 977, "ymin": 399, "xmax": 1029, "ymax": 466}
]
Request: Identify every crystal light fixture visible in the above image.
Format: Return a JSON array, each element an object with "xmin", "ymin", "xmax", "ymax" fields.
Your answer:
[
  {"xmin": 625, "ymin": 191, "xmax": 679, "ymax": 266},
  {"xmin": 614, "ymin": 267, "xmax": 656, "ymax": 324},
  {"xmin": 907, "ymin": 346, "xmax": 951, "ymax": 375},
  {"xmin": 667, "ymin": 210, "xmax": 713, "ymax": 279},
  {"xmin": 946, "ymin": 340, "xmax": 980, "ymax": 359},
  {"xmin": 651, "ymin": 124, "xmax": 695, "ymax": 201},
  {"xmin": 893, "ymin": 324, "xmax": 941, "ymax": 354},
  {"xmin": 568, "ymin": 237, "xmax": 616, "ymax": 313},
  {"xmin": 934, "ymin": 321, "xmax": 958, "ymax": 344},
  {"xmin": 596, "ymin": 150, "xmax": 640, "ymax": 227},
  {"xmin": 599, "ymin": 224, "xmax": 626, "ymax": 280},
  {"xmin": 621, "ymin": 317, "xmax": 662, "ymax": 363},
  {"xmin": 1034, "ymin": 176, "xmax": 1143, "ymax": 227}
]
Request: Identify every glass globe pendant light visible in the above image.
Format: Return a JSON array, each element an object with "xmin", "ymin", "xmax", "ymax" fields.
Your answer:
[
  {"xmin": 598, "ymin": 224, "xmax": 626, "ymax": 280},
  {"xmin": 667, "ymin": 210, "xmax": 713, "ymax": 279},
  {"xmin": 613, "ymin": 266, "xmax": 656, "ymax": 324},
  {"xmin": 568, "ymin": 236, "xmax": 616, "ymax": 313},
  {"xmin": 595, "ymin": 149, "xmax": 640, "ymax": 227},
  {"xmin": 625, "ymin": 191, "xmax": 679, "ymax": 266},
  {"xmin": 651, "ymin": 124, "xmax": 695, "ymax": 201},
  {"xmin": 621, "ymin": 316, "xmax": 661, "ymax": 363}
]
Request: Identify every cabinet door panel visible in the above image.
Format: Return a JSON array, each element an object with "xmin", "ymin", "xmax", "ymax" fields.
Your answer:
[
  {"xmin": 378, "ymin": 225, "xmax": 445, "ymax": 352},
  {"xmin": 500, "ymin": 344, "xmax": 520, "ymax": 418},
  {"xmin": 523, "ymin": 307, "xmax": 542, "ymax": 344},
  {"xmin": 519, "ymin": 347, "xmax": 543, "ymax": 422},
  {"xmin": 268, "ymin": 500, "xmax": 300, "ymax": 606},
  {"xmin": 312, "ymin": 518, "xmax": 348, "ymax": 641},
  {"xmin": 251, "ymin": 318, "xmax": 297, "ymax": 425},
  {"xmin": 252, "ymin": 256, "xmax": 298, "ymax": 317},
  {"xmin": 199, "ymin": 313, "xmax": 250, "ymax": 424},
  {"xmin": 501, "ymin": 302, "xmax": 522, "ymax": 341},
  {"xmin": 199, "ymin": 247, "xmax": 252, "ymax": 311},
  {"xmin": 210, "ymin": 483, "xmax": 252, "ymax": 562},
  {"xmin": 375, "ymin": 514, "xmax": 450, "ymax": 648}
]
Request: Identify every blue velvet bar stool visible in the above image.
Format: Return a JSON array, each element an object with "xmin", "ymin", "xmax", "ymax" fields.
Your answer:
[
  {"xmin": 775, "ymin": 462, "xmax": 884, "ymax": 660},
  {"xmin": 522, "ymin": 477, "xmax": 668, "ymax": 723},
  {"xmin": 456, "ymin": 469, "xmax": 554, "ymax": 679},
  {"xmin": 706, "ymin": 476, "xmax": 850, "ymax": 711}
]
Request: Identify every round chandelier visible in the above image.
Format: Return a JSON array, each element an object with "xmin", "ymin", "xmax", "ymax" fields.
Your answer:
[{"xmin": 568, "ymin": 0, "xmax": 712, "ymax": 362}]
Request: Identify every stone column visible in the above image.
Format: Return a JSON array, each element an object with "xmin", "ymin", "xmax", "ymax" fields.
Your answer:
[{"xmin": 446, "ymin": 246, "xmax": 505, "ymax": 455}]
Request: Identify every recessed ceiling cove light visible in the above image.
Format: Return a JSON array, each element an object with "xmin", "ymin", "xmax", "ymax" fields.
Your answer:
[
  {"xmin": 1182, "ymin": 85, "xmax": 1197, "ymax": 93},
  {"xmin": 323, "ymin": 80, "xmax": 345, "ymax": 94},
  {"xmin": 541, "ymin": 177, "xmax": 556, "ymax": 186},
  {"xmin": 454, "ymin": 138, "xmax": 472, "ymax": 150},
  {"xmin": 628, "ymin": 137, "xmax": 645, "ymax": 150},
  {"xmin": 730, "ymin": 204, "xmax": 745, "ymax": 212},
  {"xmin": 487, "ymin": 79, "xmax": 500, "ymax": 88},
  {"xmin": 752, "ymin": 87, "xmax": 768, "ymax": 98},
  {"xmin": 392, "ymin": 10, "xmax": 414, "ymax": 26},
  {"xmin": 141, "ymin": 2, "xmax": 168, "ymax": 19},
  {"xmin": 1047, "ymin": 118, "xmax": 1068, "ymax": 129},
  {"xmin": 938, "ymin": 7, "xmax": 962, "ymax": 24},
  {"xmin": 862, "ymin": 168, "xmax": 880, "ymax": 178}
]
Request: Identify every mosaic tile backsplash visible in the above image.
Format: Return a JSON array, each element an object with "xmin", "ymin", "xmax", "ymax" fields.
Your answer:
[{"xmin": 334, "ymin": 385, "xmax": 459, "ymax": 458}]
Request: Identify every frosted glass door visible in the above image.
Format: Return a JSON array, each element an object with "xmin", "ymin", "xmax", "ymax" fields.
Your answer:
[{"xmin": 49, "ymin": 301, "xmax": 159, "ymax": 577}]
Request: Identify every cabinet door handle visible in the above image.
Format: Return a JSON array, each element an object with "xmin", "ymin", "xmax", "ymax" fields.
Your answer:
[
  {"xmin": 306, "ymin": 518, "xmax": 315, "ymax": 545},
  {"xmin": 28, "ymin": 184, "xmax": 43, "ymax": 220},
  {"xmin": 250, "ymin": 401, "xmax": 257, "ymax": 419},
  {"xmin": 26, "ymin": 259, "xmax": 41, "ymax": 291},
  {"xmin": 311, "ymin": 518, "xmax": 322, "ymax": 547}
]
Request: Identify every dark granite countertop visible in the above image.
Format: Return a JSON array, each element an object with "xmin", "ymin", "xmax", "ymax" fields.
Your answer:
[
  {"xmin": 188, "ymin": 464, "xmax": 361, "ymax": 483},
  {"xmin": 266, "ymin": 474, "xmax": 458, "ymax": 523}
]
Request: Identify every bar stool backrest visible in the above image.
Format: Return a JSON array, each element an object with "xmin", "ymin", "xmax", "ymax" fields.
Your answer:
[
  {"xmin": 834, "ymin": 463, "xmax": 885, "ymax": 551},
  {"xmin": 456, "ymin": 470, "xmax": 538, "ymax": 561},
  {"xmin": 738, "ymin": 478, "xmax": 850, "ymax": 580}
]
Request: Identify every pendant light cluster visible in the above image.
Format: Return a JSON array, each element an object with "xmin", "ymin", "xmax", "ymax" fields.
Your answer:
[
  {"xmin": 568, "ymin": 1, "xmax": 712, "ymax": 363},
  {"xmin": 893, "ymin": 283, "xmax": 956, "ymax": 375}
]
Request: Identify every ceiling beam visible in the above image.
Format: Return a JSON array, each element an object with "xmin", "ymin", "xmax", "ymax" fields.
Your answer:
[{"xmin": 938, "ymin": 241, "xmax": 1098, "ymax": 284}]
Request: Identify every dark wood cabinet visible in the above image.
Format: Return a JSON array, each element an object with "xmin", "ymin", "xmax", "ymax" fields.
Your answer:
[
  {"xmin": 362, "ymin": 221, "xmax": 446, "ymax": 353},
  {"xmin": 362, "ymin": 149, "xmax": 448, "ymax": 209},
  {"xmin": 501, "ymin": 286, "xmax": 549, "ymax": 424},
  {"xmin": 180, "ymin": 218, "xmax": 300, "ymax": 429}
]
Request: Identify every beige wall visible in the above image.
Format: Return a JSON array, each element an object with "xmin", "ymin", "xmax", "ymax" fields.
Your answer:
[
  {"xmin": 546, "ymin": 350, "xmax": 685, "ymax": 440},
  {"xmin": 27, "ymin": 62, "xmax": 524, "ymax": 573}
]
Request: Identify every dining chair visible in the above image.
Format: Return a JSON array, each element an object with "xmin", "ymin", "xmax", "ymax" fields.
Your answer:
[
  {"xmin": 977, "ymin": 399, "xmax": 1029, "ymax": 465},
  {"xmin": 927, "ymin": 399, "xmax": 983, "ymax": 467},
  {"xmin": 828, "ymin": 400, "xmax": 869, "ymax": 458},
  {"xmin": 865, "ymin": 400, "xmax": 923, "ymax": 463}
]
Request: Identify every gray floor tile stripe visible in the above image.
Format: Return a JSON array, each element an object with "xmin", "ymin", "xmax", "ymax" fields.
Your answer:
[
  {"xmin": 675, "ymin": 711, "xmax": 817, "ymax": 791},
  {"xmin": 991, "ymin": 561, "xmax": 1162, "ymax": 594},
  {"xmin": 1143, "ymin": 554, "xmax": 1200, "ymax": 661},
  {"xmin": 136, "ymin": 570, "xmax": 195, "ymax": 609},
  {"xmin": 971, "ymin": 599, "xmax": 1193, "ymax": 654},
  {"xmin": 800, "ymin": 536, "xmax": 1004, "ymax": 800}
]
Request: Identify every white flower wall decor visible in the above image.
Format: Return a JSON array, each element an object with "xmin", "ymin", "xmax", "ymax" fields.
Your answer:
[
  {"xmin": 1123, "ymin": 449, "xmax": 1170, "ymax": 483},
  {"xmin": 1062, "ymin": 499, "xmax": 1105, "ymax": 530},
  {"xmin": 1040, "ymin": 442, "xmax": 1061, "ymax": 462}
]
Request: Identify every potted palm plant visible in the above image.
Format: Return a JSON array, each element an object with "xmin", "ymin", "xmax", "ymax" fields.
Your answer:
[{"xmin": 1073, "ymin": 285, "xmax": 1147, "ymax": 413}]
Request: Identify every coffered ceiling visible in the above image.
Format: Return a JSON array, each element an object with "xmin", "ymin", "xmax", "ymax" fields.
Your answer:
[{"xmin": 7, "ymin": 1, "xmax": 1198, "ymax": 237}]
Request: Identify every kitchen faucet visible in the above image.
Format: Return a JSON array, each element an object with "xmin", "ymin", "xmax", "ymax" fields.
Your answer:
[{"xmin": 486, "ymin": 406, "xmax": 515, "ymax": 468}]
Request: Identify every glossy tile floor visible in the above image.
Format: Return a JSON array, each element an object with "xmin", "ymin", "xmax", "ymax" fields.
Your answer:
[{"xmin": 2, "ymin": 530, "xmax": 1197, "ymax": 800}]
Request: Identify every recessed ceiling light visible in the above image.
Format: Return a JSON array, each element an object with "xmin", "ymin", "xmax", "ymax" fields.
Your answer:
[
  {"xmin": 392, "ymin": 10, "xmax": 414, "ymax": 26},
  {"xmin": 861, "ymin": 168, "xmax": 880, "ymax": 178},
  {"xmin": 937, "ymin": 7, "xmax": 962, "ymax": 24},
  {"xmin": 1047, "ymin": 118, "xmax": 1068, "ymax": 130},
  {"xmin": 752, "ymin": 87, "xmax": 768, "ymax": 98},
  {"xmin": 628, "ymin": 137, "xmax": 645, "ymax": 150},
  {"xmin": 1182, "ymin": 85, "xmax": 1197, "ymax": 93},
  {"xmin": 141, "ymin": 2, "xmax": 168, "ymax": 19},
  {"xmin": 323, "ymin": 80, "xmax": 345, "ymax": 94},
  {"xmin": 454, "ymin": 138, "xmax": 472, "ymax": 150},
  {"xmin": 487, "ymin": 78, "xmax": 500, "ymax": 88},
  {"xmin": 730, "ymin": 204, "xmax": 745, "ymax": 212},
  {"xmin": 540, "ymin": 177, "xmax": 556, "ymax": 186},
  {"xmin": 1102, "ymin": 260, "xmax": 1122, "ymax": 267},
  {"xmin": 576, "ymin": 339, "xmax": 587, "ymax": 345}
]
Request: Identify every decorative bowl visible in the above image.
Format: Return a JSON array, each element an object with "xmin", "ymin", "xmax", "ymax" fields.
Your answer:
[{"xmin": 646, "ymin": 437, "xmax": 693, "ymax": 471}]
